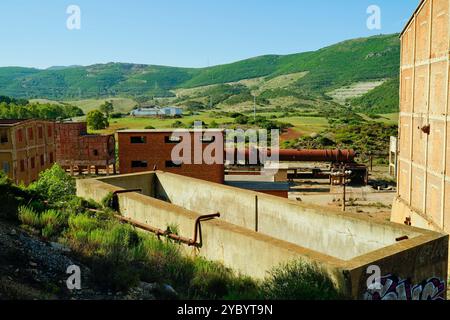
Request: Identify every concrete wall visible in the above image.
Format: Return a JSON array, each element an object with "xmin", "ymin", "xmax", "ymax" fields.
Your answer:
[
  {"xmin": 155, "ymin": 172, "xmax": 420, "ymax": 260},
  {"xmin": 394, "ymin": 0, "xmax": 450, "ymax": 233},
  {"xmin": 77, "ymin": 172, "xmax": 449, "ymax": 299}
]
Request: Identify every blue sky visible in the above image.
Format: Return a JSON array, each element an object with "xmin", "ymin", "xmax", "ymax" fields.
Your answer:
[{"xmin": 0, "ymin": 0, "xmax": 420, "ymax": 69}]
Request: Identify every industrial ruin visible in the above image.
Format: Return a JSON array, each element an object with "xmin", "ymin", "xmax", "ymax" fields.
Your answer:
[
  {"xmin": 0, "ymin": 119, "xmax": 56, "ymax": 185},
  {"xmin": 55, "ymin": 122, "xmax": 116, "ymax": 176},
  {"xmin": 392, "ymin": 0, "xmax": 450, "ymax": 255},
  {"xmin": 77, "ymin": 171, "xmax": 449, "ymax": 300}
]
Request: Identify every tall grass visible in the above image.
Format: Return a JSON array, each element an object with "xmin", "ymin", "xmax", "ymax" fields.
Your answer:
[
  {"xmin": 18, "ymin": 206, "xmax": 67, "ymax": 238},
  {"xmin": 262, "ymin": 260, "xmax": 341, "ymax": 300},
  {"xmin": 17, "ymin": 203, "xmax": 341, "ymax": 299}
]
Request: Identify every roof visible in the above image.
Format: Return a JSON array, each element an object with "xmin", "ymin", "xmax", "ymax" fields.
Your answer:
[
  {"xmin": 117, "ymin": 129, "xmax": 225, "ymax": 133},
  {"xmin": 0, "ymin": 119, "xmax": 31, "ymax": 126},
  {"xmin": 400, "ymin": 0, "xmax": 426, "ymax": 37},
  {"xmin": 225, "ymin": 181, "xmax": 290, "ymax": 191}
]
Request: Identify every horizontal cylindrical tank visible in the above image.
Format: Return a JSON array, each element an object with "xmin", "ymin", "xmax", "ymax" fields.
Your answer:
[{"xmin": 225, "ymin": 148, "xmax": 356, "ymax": 164}]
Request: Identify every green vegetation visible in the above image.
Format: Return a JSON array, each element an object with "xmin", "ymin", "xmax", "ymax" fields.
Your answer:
[
  {"xmin": 1, "ymin": 166, "xmax": 341, "ymax": 299},
  {"xmin": 350, "ymin": 77, "xmax": 399, "ymax": 114},
  {"xmin": 262, "ymin": 260, "xmax": 341, "ymax": 300},
  {"xmin": 28, "ymin": 164, "xmax": 76, "ymax": 204},
  {"xmin": 0, "ymin": 34, "xmax": 400, "ymax": 111},
  {"xmin": 286, "ymin": 122, "xmax": 398, "ymax": 159},
  {"xmin": 99, "ymin": 100, "xmax": 114, "ymax": 118},
  {"xmin": 0, "ymin": 98, "xmax": 83, "ymax": 120},
  {"xmin": 87, "ymin": 110, "xmax": 109, "ymax": 130}
]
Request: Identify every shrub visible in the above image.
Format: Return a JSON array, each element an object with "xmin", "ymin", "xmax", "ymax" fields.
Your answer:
[
  {"xmin": 18, "ymin": 206, "xmax": 67, "ymax": 239},
  {"xmin": 28, "ymin": 164, "xmax": 76, "ymax": 205},
  {"xmin": 262, "ymin": 260, "xmax": 341, "ymax": 300},
  {"xmin": 87, "ymin": 110, "xmax": 109, "ymax": 130}
]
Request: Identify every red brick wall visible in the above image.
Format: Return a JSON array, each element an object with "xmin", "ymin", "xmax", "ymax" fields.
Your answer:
[
  {"xmin": 118, "ymin": 131, "xmax": 225, "ymax": 184},
  {"xmin": 55, "ymin": 122, "xmax": 115, "ymax": 166}
]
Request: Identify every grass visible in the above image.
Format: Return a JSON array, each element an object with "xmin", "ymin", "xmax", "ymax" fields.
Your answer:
[
  {"xmin": 17, "ymin": 198, "xmax": 341, "ymax": 299},
  {"xmin": 66, "ymin": 97, "xmax": 138, "ymax": 114},
  {"xmin": 91, "ymin": 113, "xmax": 235, "ymax": 134}
]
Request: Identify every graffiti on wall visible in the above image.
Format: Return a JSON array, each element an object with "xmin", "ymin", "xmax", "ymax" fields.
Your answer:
[{"xmin": 364, "ymin": 274, "xmax": 446, "ymax": 300}]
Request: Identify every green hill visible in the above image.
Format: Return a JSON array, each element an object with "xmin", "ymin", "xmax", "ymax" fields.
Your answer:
[{"xmin": 0, "ymin": 34, "xmax": 401, "ymax": 113}]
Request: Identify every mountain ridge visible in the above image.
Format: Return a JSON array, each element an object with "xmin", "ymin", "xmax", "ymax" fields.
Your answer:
[{"xmin": 0, "ymin": 34, "xmax": 401, "ymax": 113}]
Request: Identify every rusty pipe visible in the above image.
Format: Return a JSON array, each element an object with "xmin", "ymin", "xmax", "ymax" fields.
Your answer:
[
  {"xmin": 112, "ymin": 189, "xmax": 143, "ymax": 196},
  {"xmin": 225, "ymin": 148, "xmax": 356, "ymax": 164},
  {"xmin": 114, "ymin": 214, "xmax": 195, "ymax": 245},
  {"xmin": 111, "ymin": 189, "xmax": 143, "ymax": 211},
  {"xmin": 192, "ymin": 213, "xmax": 221, "ymax": 246},
  {"xmin": 115, "ymin": 213, "xmax": 220, "ymax": 247}
]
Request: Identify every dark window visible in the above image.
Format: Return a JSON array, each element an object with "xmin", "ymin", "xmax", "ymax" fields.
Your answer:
[
  {"xmin": 201, "ymin": 136, "xmax": 216, "ymax": 143},
  {"xmin": 165, "ymin": 160, "xmax": 182, "ymax": 168},
  {"xmin": 130, "ymin": 136, "xmax": 146, "ymax": 144},
  {"xmin": 49, "ymin": 152, "xmax": 54, "ymax": 163},
  {"xmin": 17, "ymin": 129, "xmax": 23, "ymax": 142},
  {"xmin": 165, "ymin": 136, "xmax": 182, "ymax": 144},
  {"xmin": 38, "ymin": 127, "xmax": 43, "ymax": 139},
  {"xmin": 0, "ymin": 130, "xmax": 8, "ymax": 143},
  {"xmin": 40, "ymin": 155, "xmax": 45, "ymax": 166},
  {"xmin": 2, "ymin": 161, "xmax": 10, "ymax": 174},
  {"xmin": 131, "ymin": 161, "xmax": 148, "ymax": 168},
  {"xmin": 93, "ymin": 149, "xmax": 99, "ymax": 156},
  {"xmin": 20, "ymin": 160, "xmax": 25, "ymax": 172},
  {"xmin": 31, "ymin": 157, "xmax": 35, "ymax": 169},
  {"xmin": 28, "ymin": 127, "xmax": 34, "ymax": 140},
  {"xmin": 48, "ymin": 126, "xmax": 53, "ymax": 137}
]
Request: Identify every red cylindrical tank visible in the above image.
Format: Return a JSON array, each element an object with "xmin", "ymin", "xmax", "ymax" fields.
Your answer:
[{"xmin": 224, "ymin": 148, "xmax": 356, "ymax": 164}]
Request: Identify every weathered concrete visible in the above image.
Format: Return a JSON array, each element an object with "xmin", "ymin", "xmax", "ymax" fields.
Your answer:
[{"xmin": 77, "ymin": 171, "xmax": 449, "ymax": 300}]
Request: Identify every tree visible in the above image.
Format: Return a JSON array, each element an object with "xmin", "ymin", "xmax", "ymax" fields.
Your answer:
[
  {"xmin": 99, "ymin": 100, "xmax": 114, "ymax": 118},
  {"xmin": 87, "ymin": 110, "xmax": 109, "ymax": 130},
  {"xmin": 28, "ymin": 164, "xmax": 76, "ymax": 204}
]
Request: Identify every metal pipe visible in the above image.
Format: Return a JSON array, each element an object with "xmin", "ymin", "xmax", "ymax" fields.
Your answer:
[
  {"xmin": 111, "ymin": 189, "xmax": 143, "ymax": 211},
  {"xmin": 224, "ymin": 148, "xmax": 356, "ymax": 164},
  {"xmin": 115, "ymin": 213, "xmax": 220, "ymax": 247}
]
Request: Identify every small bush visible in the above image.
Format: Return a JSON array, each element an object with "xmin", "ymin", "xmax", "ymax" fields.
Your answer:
[
  {"xmin": 262, "ymin": 260, "xmax": 341, "ymax": 300},
  {"xmin": 28, "ymin": 164, "xmax": 76, "ymax": 205}
]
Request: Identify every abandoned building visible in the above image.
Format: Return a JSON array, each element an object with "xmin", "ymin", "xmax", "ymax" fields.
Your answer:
[
  {"xmin": 55, "ymin": 122, "xmax": 116, "ymax": 176},
  {"xmin": 392, "ymin": 0, "xmax": 450, "ymax": 242},
  {"xmin": 118, "ymin": 129, "xmax": 225, "ymax": 184},
  {"xmin": 77, "ymin": 171, "xmax": 448, "ymax": 300},
  {"xmin": 0, "ymin": 119, "xmax": 56, "ymax": 185}
]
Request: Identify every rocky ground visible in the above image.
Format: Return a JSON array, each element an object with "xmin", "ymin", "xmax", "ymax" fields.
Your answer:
[{"xmin": 0, "ymin": 220, "xmax": 177, "ymax": 300}]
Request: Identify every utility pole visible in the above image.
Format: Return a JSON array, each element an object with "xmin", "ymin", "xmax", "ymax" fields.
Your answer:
[
  {"xmin": 331, "ymin": 166, "xmax": 352, "ymax": 212},
  {"xmin": 253, "ymin": 94, "xmax": 256, "ymax": 121}
]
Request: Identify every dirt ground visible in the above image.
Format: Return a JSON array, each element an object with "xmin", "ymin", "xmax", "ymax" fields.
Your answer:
[{"xmin": 288, "ymin": 165, "xmax": 396, "ymax": 223}]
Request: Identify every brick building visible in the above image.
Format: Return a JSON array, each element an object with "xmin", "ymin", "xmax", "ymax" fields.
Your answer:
[
  {"xmin": 118, "ymin": 129, "xmax": 225, "ymax": 184},
  {"xmin": 0, "ymin": 119, "xmax": 56, "ymax": 185},
  {"xmin": 392, "ymin": 0, "xmax": 450, "ymax": 234},
  {"xmin": 55, "ymin": 122, "xmax": 116, "ymax": 175}
]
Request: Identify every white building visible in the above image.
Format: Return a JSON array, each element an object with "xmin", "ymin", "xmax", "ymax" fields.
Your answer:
[{"xmin": 130, "ymin": 107, "xmax": 183, "ymax": 117}]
